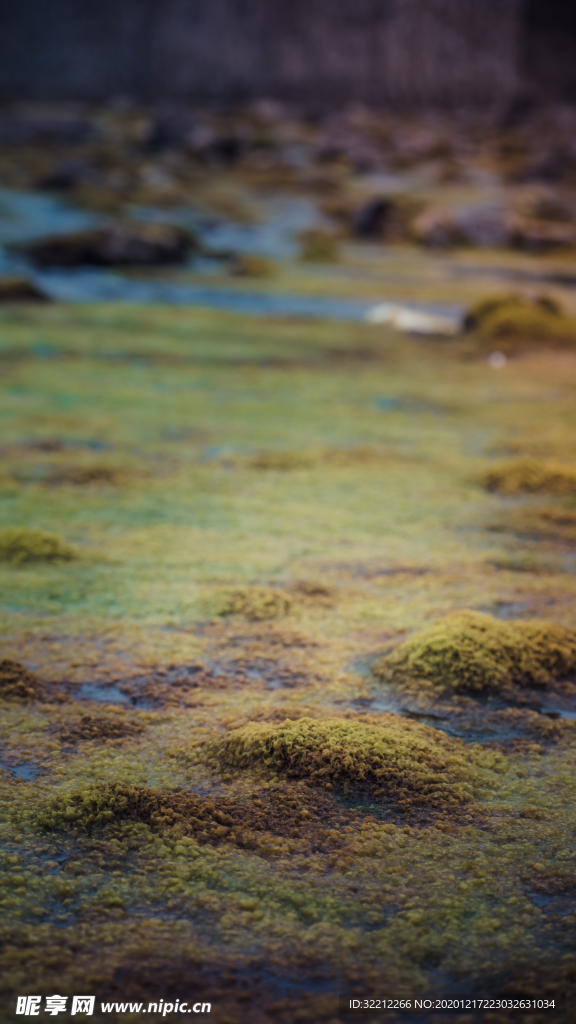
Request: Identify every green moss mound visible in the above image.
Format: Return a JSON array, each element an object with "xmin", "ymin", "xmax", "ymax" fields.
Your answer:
[
  {"xmin": 218, "ymin": 716, "xmax": 476, "ymax": 811},
  {"xmin": 483, "ymin": 458, "xmax": 576, "ymax": 495},
  {"xmin": 375, "ymin": 611, "xmax": 576, "ymax": 695},
  {"xmin": 466, "ymin": 294, "xmax": 576, "ymax": 352},
  {"xmin": 0, "ymin": 527, "xmax": 76, "ymax": 565},
  {"xmin": 217, "ymin": 586, "xmax": 291, "ymax": 621},
  {"xmin": 0, "ymin": 658, "xmax": 44, "ymax": 701}
]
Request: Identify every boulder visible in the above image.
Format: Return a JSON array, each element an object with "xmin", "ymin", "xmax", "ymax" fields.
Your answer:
[
  {"xmin": 354, "ymin": 199, "xmax": 393, "ymax": 238},
  {"xmin": 20, "ymin": 223, "xmax": 198, "ymax": 267}
]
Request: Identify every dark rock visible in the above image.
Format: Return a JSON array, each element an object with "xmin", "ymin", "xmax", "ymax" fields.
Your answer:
[
  {"xmin": 36, "ymin": 160, "xmax": 98, "ymax": 191},
  {"xmin": 20, "ymin": 224, "xmax": 198, "ymax": 267},
  {"xmin": 354, "ymin": 199, "xmax": 393, "ymax": 238},
  {"xmin": 0, "ymin": 276, "xmax": 51, "ymax": 302}
]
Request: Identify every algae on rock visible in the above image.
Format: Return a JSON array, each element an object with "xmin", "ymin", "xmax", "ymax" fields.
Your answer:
[{"xmin": 374, "ymin": 610, "xmax": 576, "ymax": 695}]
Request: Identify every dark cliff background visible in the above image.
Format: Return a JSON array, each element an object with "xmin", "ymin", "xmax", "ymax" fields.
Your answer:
[{"xmin": 0, "ymin": 0, "xmax": 575, "ymax": 107}]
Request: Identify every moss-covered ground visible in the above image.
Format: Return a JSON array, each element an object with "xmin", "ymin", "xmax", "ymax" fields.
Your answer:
[{"xmin": 1, "ymin": 303, "xmax": 576, "ymax": 1022}]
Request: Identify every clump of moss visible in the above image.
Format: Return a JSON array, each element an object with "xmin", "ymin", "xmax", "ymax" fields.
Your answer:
[
  {"xmin": 218, "ymin": 716, "xmax": 475, "ymax": 811},
  {"xmin": 247, "ymin": 450, "xmax": 315, "ymax": 471},
  {"xmin": 483, "ymin": 458, "xmax": 576, "ymax": 495},
  {"xmin": 216, "ymin": 586, "xmax": 291, "ymax": 621},
  {"xmin": 0, "ymin": 527, "xmax": 76, "ymax": 565},
  {"xmin": 466, "ymin": 294, "xmax": 576, "ymax": 352},
  {"xmin": 230, "ymin": 254, "xmax": 276, "ymax": 278},
  {"xmin": 490, "ymin": 506, "xmax": 576, "ymax": 546},
  {"xmin": 37, "ymin": 779, "xmax": 386, "ymax": 855},
  {"xmin": 0, "ymin": 658, "xmax": 44, "ymax": 701},
  {"xmin": 289, "ymin": 579, "xmax": 335, "ymax": 604},
  {"xmin": 38, "ymin": 782, "xmax": 232, "ymax": 837},
  {"xmin": 57, "ymin": 714, "xmax": 144, "ymax": 745},
  {"xmin": 299, "ymin": 229, "xmax": 339, "ymax": 263},
  {"xmin": 48, "ymin": 464, "xmax": 124, "ymax": 486},
  {"xmin": 374, "ymin": 611, "xmax": 576, "ymax": 695}
]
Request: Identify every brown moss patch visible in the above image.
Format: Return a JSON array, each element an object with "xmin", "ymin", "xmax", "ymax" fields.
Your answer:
[
  {"xmin": 491, "ymin": 506, "xmax": 576, "ymax": 546},
  {"xmin": 245, "ymin": 445, "xmax": 396, "ymax": 472},
  {"xmin": 0, "ymin": 527, "xmax": 76, "ymax": 564},
  {"xmin": 118, "ymin": 663, "xmax": 251, "ymax": 706},
  {"xmin": 375, "ymin": 611, "xmax": 576, "ymax": 696},
  {"xmin": 217, "ymin": 715, "xmax": 476, "ymax": 813},
  {"xmin": 0, "ymin": 659, "xmax": 44, "ymax": 701},
  {"xmin": 47, "ymin": 464, "xmax": 127, "ymax": 486},
  {"xmin": 246, "ymin": 450, "xmax": 315, "ymax": 471},
  {"xmin": 38, "ymin": 777, "xmax": 470, "ymax": 856},
  {"xmin": 57, "ymin": 713, "xmax": 144, "ymax": 745},
  {"xmin": 483, "ymin": 459, "xmax": 576, "ymax": 496},
  {"xmin": 288, "ymin": 580, "xmax": 335, "ymax": 605},
  {"xmin": 37, "ymin": 780, "xmax": 369, "ymax": 850}
]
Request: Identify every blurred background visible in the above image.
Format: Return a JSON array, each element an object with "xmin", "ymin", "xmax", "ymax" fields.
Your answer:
[{"xmin": 0, "ymin": 0, "xmax": 575, "ymax": 107}]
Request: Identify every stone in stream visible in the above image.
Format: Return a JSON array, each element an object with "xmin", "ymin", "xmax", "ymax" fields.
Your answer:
[{"xmin": 20, "ymin": 223, "xmax": 199, "ymax": 267}]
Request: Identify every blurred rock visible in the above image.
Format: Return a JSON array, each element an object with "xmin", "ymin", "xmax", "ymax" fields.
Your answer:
[
  {"xmin": 36, "ymin": 160, "xmax": 99, "ymax": 191},
  {"xmin": 509, "ymin": 218, "xmax": 576, "ymax": 251},
  {"xmin": 411, "ymin": 205, "xmax": 460, "ymax": 247},
  {"xmin": 354, "ymin": 199, "xmax": 393, "ymax": 239},
  {"xmin": 20, "ymin": 224, "xmax": 198, "ymax": 267},
  {"xmin": 412, "ymin": 203, "xmax": 509, "ymax": 248},
  {"xmin": 455, "ymin": 204, "xmax": 510, "ymax": 248},
  {"xmin": 0, "ymin": 276, "xmax": 51, "ymax": 302},
  {"xmin": 352, "ymin": 195, "xmax": 427, "ymax": 242}
]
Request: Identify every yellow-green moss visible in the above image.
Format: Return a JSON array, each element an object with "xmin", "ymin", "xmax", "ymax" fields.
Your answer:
[
  {"xmin": 38, "ymin": 782, "xmax": 229, "ymax": 837},
  {"xmin": 216, "ymin": 586, "xmax": 291, "ymax": 621},
  {"xmin": 230, "ymin": 254, "xmax": 276, "ymax": 278},
  {"xmin": 467, "ymin": 294, "xmax": 576, "ymax": 352},
  {"xmin": 375, "ymin": 611, "xmax": 576, "ymax": 695},
  {"xmin": 299, "ymin": 229, "xmax": 340, "ymax": 263},
  {"xmin": 483, "ymin": 458, "xmax": 576, "ymax": 495},
  {"xmin": 247, "ymin": 449, "xmax": 315, "ymax": 470},
  {"xmin": 0, "ymin": 527, "xmax": 76, "ymax": 564},
  {"xmin": 217, "ymin": 716, "xmax": 476, "ymax": 811}
]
